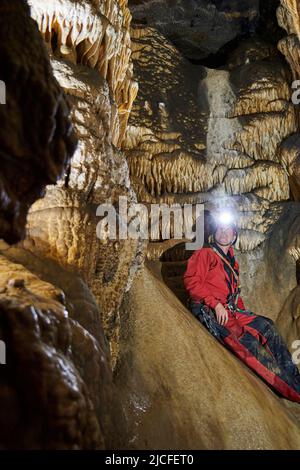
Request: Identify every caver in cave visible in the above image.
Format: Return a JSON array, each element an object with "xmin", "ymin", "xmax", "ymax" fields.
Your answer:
[
  {"xmin": 184, "ymin": 209, "xmax": 300, "ymax": 404},
  {"xmin": 2, "ymin": 0, "xmax": 300, "ymax": 451}
]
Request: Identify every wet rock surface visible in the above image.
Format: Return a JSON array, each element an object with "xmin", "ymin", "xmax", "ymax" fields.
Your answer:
[{"xmin": 115, "ymin": 261, "xmax": 300, "ymax": 449}]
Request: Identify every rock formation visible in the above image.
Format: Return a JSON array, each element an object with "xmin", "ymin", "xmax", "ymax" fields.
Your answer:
[
  {"xmin": 129, "ymin": 0, "xmax": 260, "ymax": 61},
  {"xmin": 0, "ymin": 0, "xmax": 136, "ymax": 449},
  {"xmin": 0, "ymin": 0, "xmax": 77, "ymax": 244},
  {"xmin": 118, "ymin": 0, "xmax": 300, "ymax": 447},
  {"xmin": 122, "ymin": 21, "xmax": 300, "ymax": 320},
  {"xmin": 278, "ymin": 0, "xmax": 300, "ymax": 80},
  {"xmin": 123, "ymin": 28, "xmax": 297, "ymax": 250},
  {"xmin": 0, "ymin": 253, "xmax": 122, "ymax": 449},
  {"xmin": 271, "ymin": 0, "xmax": 300, "ymax": 349},
  {"xmin": 0, "ymin": 0, "xmax": 300, "ymax": 451},
  {"xmin": 23, "ymin": 0, "xmax": 145, "ymax": 366},
  {"xmin": 115, "ymin": 261, "xmax": 300, "ymax": 450},
  {"xmin": 28, "ymin": 0, "xmax": 138, "ymax": 147}
]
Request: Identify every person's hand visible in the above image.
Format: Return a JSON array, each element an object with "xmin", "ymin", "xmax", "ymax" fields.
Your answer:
[{"xmin": 215, "ymin": 303, "xmax": 229, "ymax": 326}]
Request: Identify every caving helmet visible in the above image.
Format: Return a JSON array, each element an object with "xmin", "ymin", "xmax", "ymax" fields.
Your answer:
[{"xmin": 209, "ymin": 210, "xmax": 238, "ymax": 246}]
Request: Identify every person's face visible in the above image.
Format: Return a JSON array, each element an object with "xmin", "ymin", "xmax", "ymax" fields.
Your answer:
[{"xmin": 215, "ymin": 225, "xmax": 235, "ymax": 246}]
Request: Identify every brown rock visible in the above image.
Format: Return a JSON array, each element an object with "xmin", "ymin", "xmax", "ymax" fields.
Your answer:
[
  {"xmin": 115, "ymin": 261, "xmax": 300, "ymax": 449},
  {"xmin": 0, "ymin": 0, "xmax": 77, "ymax": 244}
]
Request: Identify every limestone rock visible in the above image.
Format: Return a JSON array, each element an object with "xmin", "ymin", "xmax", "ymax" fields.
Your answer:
[
  {"xmin": 199, "ymin": 41, "xmax": 296, "ymax": 251},
  {"xmin": 115, "ymin": 261, "xmax": 300, "ymax": 449},
  {"xmin": 0, "ymin": 0, "xmax": 138, "ymax": 449},
  {"xmin": 278, "ymin": 0, "xmax": 300, "ymax": 79},
  {"xmin": 276, "ymin": 207, "xmax": 300, "ymax": 341},
  {"xmin": 129, "ymin": 0, "xmax": 260, "ymax": 60},
  {"xmin": 0, "ymin": 0, "xmax": 77, "ymax": 244},
  {"xmin": 122, "ymin": 26, "xmax": 207, "ymax": 202},
  {"xmin": 0, "ymin": 253, "xmax": 125, "ymax": 449},
  {"xmin": 124, "ymin": 29, "xmax": 297, "ymax": 252},
  {"xmin": 280, "ymin": 133, "xmax": 300, "ymax": 200},
  {"xmin": 238, "ymin": 203, "xmax": 299, "ymax": 321},
  {"xmin": 28, "ymin": 0, "xmax": 138, "ymax": 146},
  {"xmin": 25, "ymin": 3, "xmax": 146, "ymax": 366},
  {"xmin": 1, "ymin": 0, "xmax": 300, "ymax": 451}
]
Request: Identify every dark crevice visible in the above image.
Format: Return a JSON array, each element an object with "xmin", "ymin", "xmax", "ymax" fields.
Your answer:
[
  {"xmin": 131, "ymin": 16, "xmax": 148, "ymax": 26},
  {"xmin": 257, "ymin": 0, "xmax": 285, "ymax": 45},
  {"xmin": 129, "ymin": 1, "xmax": 286, "ymax": 69},
  {"xmin": 188, "ymin": 0, "xmax": 285, "ymax": 69},
  {"xmin": 50, "ymin": 30, "xmax": 58, "ymax": 54},
  {"xmin": 297, "ymin": 260, "xmax": 300, "ymax": 285},
  {"xmin": 64, "ymin": 165, "xmax": 71, "ymax": 189},
  {"xmin": 189, "ymin": 33, "xmax": 253, "ymax": 68}
]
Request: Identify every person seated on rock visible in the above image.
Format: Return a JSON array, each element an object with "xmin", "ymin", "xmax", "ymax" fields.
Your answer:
[{"xmin": 184, "ymin": 211, "xmax": 300, "ymax": 404}]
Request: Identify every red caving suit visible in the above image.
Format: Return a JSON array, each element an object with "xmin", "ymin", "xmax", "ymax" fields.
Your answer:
[{"xmin": 183, "ymin": 244, "xmax": 300, "ymax": 403}]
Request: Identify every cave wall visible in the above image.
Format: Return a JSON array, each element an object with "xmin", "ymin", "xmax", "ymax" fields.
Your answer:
[
  {"xmin": 114, "ymin": 261, "xmax": 300, "ymax": 450},
  {"xmin": 20, "ymin": 0, "xmax": 147, "ymax": 366},
  {"xmin": 0, "ymin": 0, "xmax": 77, "ymax": 244},
  {"xmin": 115, "ymin": 0, "xmax": 300, "ymax": 449},
  {"xmin": 129, "ymin": 0, "xmax": 260, "ymax": 61},
  {"xmin": 122, "ymin": 17, "xmax": 300, "ymax": 320},
  {"xmin": 1, "ymin": 0, "xmax": 300, "ymax": 451},
  {"xmin": 0, "ymin": 0, "xmax": 143, "ymax": 449}
]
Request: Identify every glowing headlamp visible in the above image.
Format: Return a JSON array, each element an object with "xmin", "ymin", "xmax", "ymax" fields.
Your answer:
[{"xmin": 216, "ymin": 210, "xmax": 235, "ymax": 227}]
